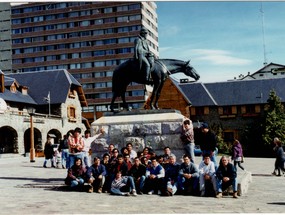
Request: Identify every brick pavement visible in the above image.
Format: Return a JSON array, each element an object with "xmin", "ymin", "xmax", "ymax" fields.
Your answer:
[{"xmin": 0, "ymin": 155, "xmax": 284, "ymax": 214}]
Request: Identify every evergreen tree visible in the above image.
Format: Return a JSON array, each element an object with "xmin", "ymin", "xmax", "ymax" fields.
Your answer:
[{"xmin": 262, "ymin": 90, "xmax": 285, "ymax": 144}]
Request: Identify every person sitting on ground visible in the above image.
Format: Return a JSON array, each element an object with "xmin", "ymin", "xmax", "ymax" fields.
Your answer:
[
  {"xmin": 43, "ymin": 136, "xmax": 55, "ymax": 168},
  {"xmin": 128, "ymin": 157, "xmax": 146, "ymax": 194},
  {"xmin": 112, "ymin": 154, "xmax": 129, "ymax": 176},
  {"xmin": 142, "ymin": 147, "xmax": 151, "ymax": 160},
  {"xmin": 178, "ymin": 154, "xmax": 199, "ymax": 195},
  {"xmin": 162, "ymin": 146, "xmax": 176, "ymax": 165},
  {"xmin": 107, "ymin": 144, "xmax": 115, "ymax": 158},
  {"xmin": 110, "ymin": 171, "xmax": 137, "ymax": 196},
  {"xmin": 144, "ymin": 156, "xmax": 165, "ymax": 195},
  {"xmin": 86, "ymin": 157, "xmax": 106, "ymax": 193},
  {"xmin": 121, "ymin": 147, "xmax": 129, "ymax": 157},
  {"xmin": 124, "ymin": 154, "xmax": 133, "ymax": 171},
  {"xmin": 101, "ymin": 153, "xmax": 111, "ymax": 193},
  {"xmin": 216, "ymin": 156, "xmax": 238, "ymax": 199},
  {"xmin": 126, "ymin": 143, "xmax": 137, "ymax": 163},
  {"xmin": 198, "ymin": 154, "xmax": 217, "ymax": 197},
  {"xmin": 162, "ymin": 155, "xmax": 179, "ymax": 196},
  {"xmin": 109, "ymin": 148, "xmax": 119, "ymax": 166},
  {"xmin": 64, "ymin": 157, "xmax": 87, "ymax": 191}
]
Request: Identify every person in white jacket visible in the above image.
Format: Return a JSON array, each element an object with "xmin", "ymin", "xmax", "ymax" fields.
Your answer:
[
  {"xmin": 198, "ymin": 154, "xmax": 217, "ymax": 197},
  {"xmin": 82, "ymin": 128, "xmax": 104, "ymax": 168}
]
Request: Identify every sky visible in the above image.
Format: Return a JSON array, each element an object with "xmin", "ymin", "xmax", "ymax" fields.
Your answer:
[{"xmin": 156, "ymin": 1, "xmax": 285, "ymax": 83}]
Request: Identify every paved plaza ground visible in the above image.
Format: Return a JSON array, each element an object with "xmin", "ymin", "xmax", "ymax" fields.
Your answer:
[{"xmin": 0, "ymin": 155, "xmax": 284, "ymax": 214}]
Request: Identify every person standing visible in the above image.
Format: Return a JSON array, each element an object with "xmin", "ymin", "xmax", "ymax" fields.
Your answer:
[
  {"xmin": 180, "ymin": 118, "xmax": 195, "ymax": 163},
  {"xmin": 273, "ymin": 138, "xmax": 285, "ymax": 176},
  {"xmin": 82, "ymin": 128, "xmax": 104, "ymax": 168},
  {"xmin": 232, "ymin": 139, "xmax": 245, "ymax": 171},
  {"xmin": 68, "ymin": 127, "xmax": 84, "ymax": 168},
  {"xmin": 200, "ymin": 122, "xmax": 218, "ymax": 169},
  {"xmin": 43, "ymin": 136, "xmax": 55, "ymax": 168},
  {"xmin": 58, "ymin": 133, "xmax": 70, "ymax": 169}
]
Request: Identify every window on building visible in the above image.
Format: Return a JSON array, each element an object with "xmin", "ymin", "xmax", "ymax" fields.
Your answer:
[
  {"xmin": 104, "ymin": 7, "xmax": 113, "ymax": 13},
  {"xmin": 117, "ymin": 16, "xmax": 129, "ymax": 22},
  {"xmin": 117, "ymin": 5, "xmax": 128, "ymax": 12},
  {"xmin": 81, "ymin": 51, "xmax": 92, "ymax": 58},
  {"xmin": 105, "ymin": 49, "xmax": 115, "ymax": 55},
  {"xmin": 69, "ymin": 11, "xmax": 79, "ymax": 17},
  {"xmin": 95, "ymin": 19, "xmax": 103, "ymax": 25},
  {"xmin": 94, "ymin": 50, "xmax": 105, "ymax": 56},
  {"xmin": 82, "ymin": 62, "xmax": 92, "ymax": 68},
  {"xmin": 118, "ymin": 37, "xmax": 129, "ymax": 43},
  {"xmin": 94, "ymin": 29, "xmax": 104, "ymax": 35},
  {"xmin": 222, "ymin": 106, "xmax": 232, "ymax": 115},
  {"xmin": 94, "ymin": 61, "xmax": 105, "ymax": 67},
  {"xmin": 68, "ymin": 106, "xmax": 76, "ymax": 121},
  {"xmin": 104, "ymin": 17, "xmax": 116, "ymax": 23}
]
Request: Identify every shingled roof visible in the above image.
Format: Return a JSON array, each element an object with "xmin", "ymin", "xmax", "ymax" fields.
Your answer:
[
  {"xmin": 176, "ymin": 78, "xmax": 285, "ymax": 107},
  {"xmin": 6, "ymin": 69, "xmax": 87, "ymax": 106}
]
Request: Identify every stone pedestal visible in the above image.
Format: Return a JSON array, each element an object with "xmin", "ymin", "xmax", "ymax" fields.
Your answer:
[{"xmin": 91, "ymin": 109, "xmax": 186, "ymax": 159}]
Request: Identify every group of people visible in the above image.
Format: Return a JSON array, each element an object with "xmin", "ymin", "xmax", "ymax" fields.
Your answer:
[
  {"xmin": 63, "ymin": 143, "xmax": 239, "ymax": 198},
  {"xmin": 42, "ymin": 119, "xmax": 247, "ymax": 198}
]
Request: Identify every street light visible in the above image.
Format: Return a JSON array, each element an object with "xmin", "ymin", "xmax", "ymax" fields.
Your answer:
[{"xmin": 27, "ymin": 107, "xmax": 36, "ymax": 162}]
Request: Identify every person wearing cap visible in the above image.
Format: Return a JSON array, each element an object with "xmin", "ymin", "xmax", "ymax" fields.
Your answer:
[
  {"xmin": 134, "ymin": 26, "xmax": 153, "ymax": 84},
  {"xmin": 180, "ymin": 118, "xmax": 195, "ymax": 163},
  {"xmin": 82, "ymin": 128, "xmax": 104, "ymax": 168},
  {"xmin": 200, "ymin": 122, "xmax": 218, "ymax": 169},
  {"xmin": 68, "ymin": 127, "xmax": 84, "ymax": 168}
]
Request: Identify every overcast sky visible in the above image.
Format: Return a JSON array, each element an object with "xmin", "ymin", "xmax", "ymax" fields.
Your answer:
[{"xmin": 156, "ymin": 1, "xmax": 285, "ymax": 83}]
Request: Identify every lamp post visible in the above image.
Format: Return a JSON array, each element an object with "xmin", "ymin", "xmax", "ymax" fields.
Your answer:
[{"xmin": 27, "ymin": 107, "xmax": 36, "ymax": 162}]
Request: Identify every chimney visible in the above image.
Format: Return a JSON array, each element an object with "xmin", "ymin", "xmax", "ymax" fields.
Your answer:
[{"xmin": 0, "ymin": 70, "xmax": 4, "ymax": 93}]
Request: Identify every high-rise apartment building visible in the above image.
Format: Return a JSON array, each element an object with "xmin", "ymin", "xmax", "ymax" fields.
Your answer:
[
  {"xmin": 0, "ymin": 3, "xmax": 12, "ymax": 73},
  {"xmin": 10, "ymin": 2, "xmax": 158, "ymax": 121}
]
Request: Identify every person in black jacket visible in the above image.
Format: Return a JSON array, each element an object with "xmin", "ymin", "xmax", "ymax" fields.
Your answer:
[
  {"xmin": 43, "ymin": 137, "xmax": 55, "ymax": 168},
  {"xmin": 200, "ymin": 123, "xmax": 218, "ymax": 169},
  {"xmin": 129, "ymin": 157, "xmax": 146, "ymax": 194},
  {"xmin": 216, "ymin": 156, "xmax": 238, "ymax": 198}
]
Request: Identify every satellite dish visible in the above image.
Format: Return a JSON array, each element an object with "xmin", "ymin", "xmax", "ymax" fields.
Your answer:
[{"xmin": 0, "ymin": 98, "xmax": 7, "ymax": 113}]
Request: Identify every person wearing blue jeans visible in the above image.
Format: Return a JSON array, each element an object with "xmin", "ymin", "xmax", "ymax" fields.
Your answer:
[
  {"xmin": 68, "ymin": 127, "xmax": 84, "ymax": 168},
  {"xmin": 180, "ymin": 118, "xmax": 195, "ymax": 163},
  {"xmin": 64, "ymin": 158, "xmax": 87, "ymax": 191},
  {"xmin": 110, "ymin": 171, "xmax": 137, "ymax": 196},
  {"xmin": 178, "ymin": 155, "xmax": 199, "ymax": 195},
  {"xmin": 129, "ymin": 157, "xmax": 146, "ymax": 194},
  {"xmin": 216, "ymin": 156, "xmax": 238, "ymax": 198}
]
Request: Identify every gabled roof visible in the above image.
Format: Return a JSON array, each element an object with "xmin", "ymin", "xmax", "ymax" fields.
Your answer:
[
  {"xmin": 7, "ymin": 69, "xmax": 87, "ymax": 106},
  {"xmin": 0, "ymin": 75, "xmax": 36, "ymax": 104},
  {"xmin": 251, "ymin": 62, "xmax": 285, "ymax": 76},
  {"xmin": 175, "ymin": 78, "xmax": 285, "ymax": 107}
]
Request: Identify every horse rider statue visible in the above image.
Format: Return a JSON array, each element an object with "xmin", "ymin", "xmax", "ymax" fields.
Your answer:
[{"xmin": 134, "ymin": 27, "xmax": 154, "ymax": 84}]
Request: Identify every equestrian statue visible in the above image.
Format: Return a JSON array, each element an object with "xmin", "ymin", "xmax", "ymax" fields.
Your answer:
[{"xmin": 110, "ymin": 27, "xmax": 200, "ymax": 112}]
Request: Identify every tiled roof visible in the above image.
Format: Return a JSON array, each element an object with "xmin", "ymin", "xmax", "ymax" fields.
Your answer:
[
  {"xmin": 176, "ymin": 78, "xmax": 285, "ymax": 107},
  {"xmin": 7, "ymin": 69, "xmax": 83, "ymax": 105}
]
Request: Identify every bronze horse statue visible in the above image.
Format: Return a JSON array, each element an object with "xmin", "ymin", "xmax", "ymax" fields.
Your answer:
[{"xmin": 110, "ymin": 58, "xmax": 200, "ymax": 111}]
